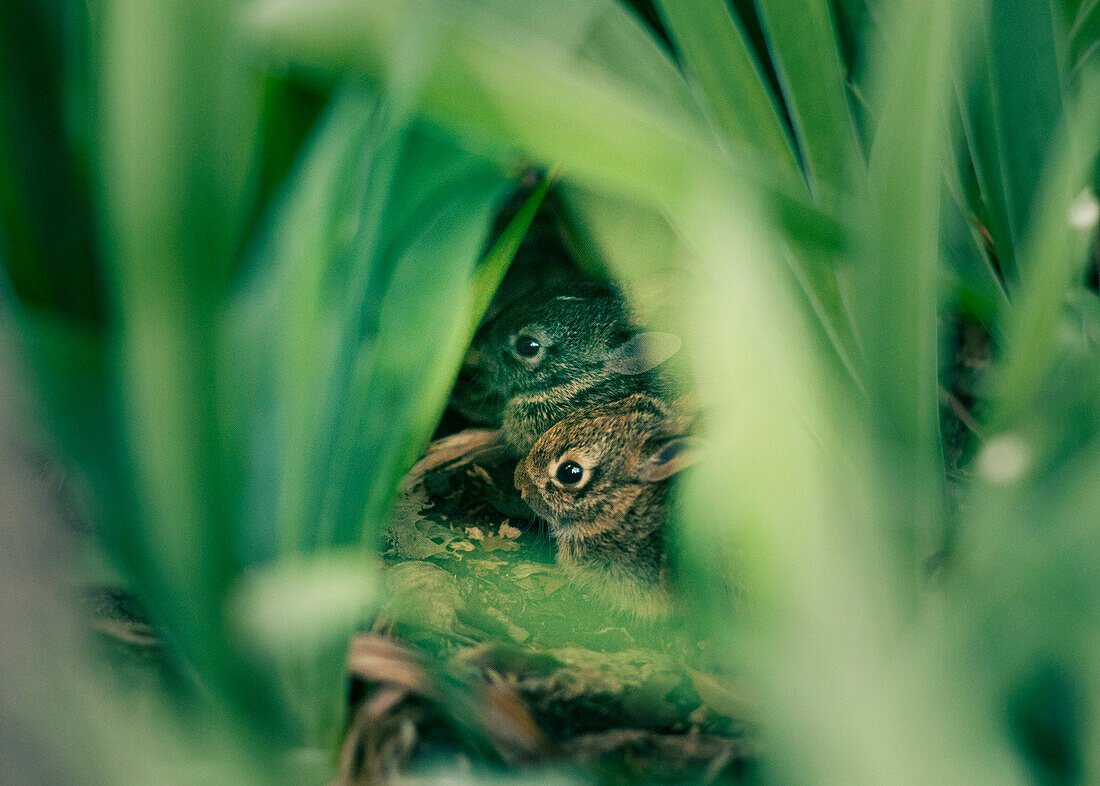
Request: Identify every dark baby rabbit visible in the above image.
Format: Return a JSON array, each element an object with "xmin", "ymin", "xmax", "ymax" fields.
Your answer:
[
  {"xmin": 452, "ymin": 281, "xmax": 680, "ymax": 456},
  {"xmin": 514, "ymin": 394, "xmax": 698, "ymax": 616}
]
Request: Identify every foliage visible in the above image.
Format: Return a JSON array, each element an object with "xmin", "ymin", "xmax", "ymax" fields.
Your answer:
[{"xmin": 2, "ymin": 0, "xmax": 1100, "ymax": 781}]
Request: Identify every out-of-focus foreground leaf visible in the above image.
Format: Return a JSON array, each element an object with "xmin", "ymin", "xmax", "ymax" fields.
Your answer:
[
  {"xmin": 856, "ymin": 0, "xmax": 960, "ymax": 576},
  {"xmin": 3, "ymin": 0, "xmax": 522, "ymax": 766},
  {"xmin": 0, "ymin": 0, "xmax": 103, "ymax": 325}
]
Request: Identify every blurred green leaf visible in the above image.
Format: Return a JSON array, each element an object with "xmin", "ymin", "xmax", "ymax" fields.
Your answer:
[
  {"xmin": 231, "ymin": 551, "xmax": 380, "ymax": 658},
  {"xmin": 234, "ymin": 87, "xmax": 514, "ymax": 560},
  {"xmin": 1070, "ymin": 0, "xmax": 1100, "ymax": 74},
  {"xmin": 957, "ymin": 321, "xmax": 1100, "ymax": 782},
  {"xmin": 11, "ymin": 314, "xmax": 141, "ymax": 564},
  {"xmin": 0, "ymin": 0, "xmax": 104, "ymax": 324},
  {"xmin": 244, "ymin": 0, "xmax": 831, "ymax": 228},
  {"xmin": 942, "ymin": 135, "xmax": 1010, "ymax": 321},
  {"xmin": 831, "ymin": 0, "xmax": 879, "ymax": 85},
  {"xmin": 857, "ymin": 0, "xmax": 962, "ymax": 568},
  {"xmin": 955, "ymin": 40, "xmax": 1020, "ymax": 280},
  {"xmin": 672, "ymin": 176, "xmax": 1020, "ymax": 783},
  {"xmin": 95, "ymin": 0, "xmax": 279, "ymax": 729},
  {"xmin": 986, "ymin": 72, "xmax": 1100, "ymax": 424}
]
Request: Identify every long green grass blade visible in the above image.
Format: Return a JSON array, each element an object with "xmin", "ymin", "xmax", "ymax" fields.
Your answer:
[
  {"xmin": 859, "ymin": 0, "xmax": 959, "ymax": 571},
  {"xmin": 753, "ymin": 0, "xmax": 864, "ymax": 193},
  {"xmin": 97, "ymin": 0, "xmax": 276, "ymax": 725},
  {"xmin": 954, "ymin": 52, "xmax": 1019, "ymax": 279},
  {"xmin": 317, "ymin": 156, "xmax": 513, "ymax": 548},
  {"xmin": 1070, "ymin": 0, "xmax": 1100, "ymax": 73},
  {"xmin": 0, "ymin": 0, "xmax": 102, "ymax": 324},
  {"xmin": 671, "ymin": 175, "xmax": 1021, "ymax": 783},
  {"xmin": 230, "ymin": 84, "xmax": 517, "ymax": 741},
  {"xmin": 941, "ymin": 163, "xmax": 1011, "ymax": 321},
  {"xmin": 987, "ymin": 73, "xmax": 1100, "ymax": 424},
  {"xmin": 653, "ymin": 0, "xmax": 799, "ymax": 177},
  {"xmin": 243, "ymin": 0, "xmax": 830, "ymax": 230},
  {"xmin": 986, "ymin": 0, "xmax": 1069, "ymax": 281},
  {"xmin": 234, "ymin": 88, "xmax": 514, "ymax": 556}
]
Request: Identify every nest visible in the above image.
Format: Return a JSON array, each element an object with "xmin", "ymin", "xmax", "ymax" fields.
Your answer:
[{"xmin": 338, "ymin": 430, "xmax": 755, "ymax": 783}]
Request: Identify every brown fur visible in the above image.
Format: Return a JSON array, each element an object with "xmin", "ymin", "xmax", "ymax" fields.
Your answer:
[{"xmin": 514, "ymin": 395, "xmax": 695, "ymax": 610}]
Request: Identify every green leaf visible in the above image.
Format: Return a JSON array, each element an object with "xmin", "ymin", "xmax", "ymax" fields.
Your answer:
[
  {"xmin": 859, "ymin": 0, "xmax": 961, "ymax": 569},
  {"xmin": 9, "ymin": 313, "xmax": 142, "ymax": 563},
  {"xmin": 955, "ymin": 51, "xmax": 1019, "ymax": 278},
  {"xmin": 1071, "ymin": 0, "xmax": 1100, "ymax": 75},
  {"xmin": 230, "ymin": 83, "xmax": 517, "ymax": 740},
  {"xmin": 96, "ymin": 0, "xmax": 276, "ymax": 728},
  {"xmin": 986, "ymin": 0, "xmax": 1070, "ymax": 281},
  {"xmin": 753, "ymin": 0, "xmax": 864, "ymax": 193},
  {"xmin": 0, "ymin": 0, "xmax": 103, "ymax": 324},
  {"xmin": 243, "ymin": 0, "xmax": 823, "ymax": 226},
  {"xmin": 958, "ymin": 295, "xmax": 1100, "ymax": 779},
  {"xmin": 941, "ymin": 169, "xmax": 1010, "ymax": 322},
  {"xmin": 233, "ymin": 86, "xmax": 514, "ymax": 559},
  {"xmin": 653, "ymin": 0, "xmax": 799, "ymax": 177},
  {"xmin": 987, "ymin": 72, "xmax": 1100, "ymax": 424}
]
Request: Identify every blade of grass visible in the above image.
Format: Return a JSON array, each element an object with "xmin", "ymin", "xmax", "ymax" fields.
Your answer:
[
  {"xmin": 954, "ymin": 53, "xmax": 1019, "ymax": 280},
  {"xmin": 941, "ymin": 172, "xmax": 1011, "ymax": 322},
  {"xmin": 987, "ymin": 72, "xmax": 1100, "ymax": 425},
  {"xmin": 752, "ymin": 0, "xmax": 864, "ymax": 193},
  {"xmin": 943, "ymin": 87, "xmax": 1012, "ymax": 322},
  {"xmin": 458, "ymin": 0, "xmax": 700, "ymax": 123},
  {"xmin": 243, "ymin": 0, "xmax": 836, "ymax": 240},
  {"xmin": 561, "ymin": 0, "xmax": 704, "ymax": 124},
  {"xmin": 1070, "ymin": 0, "xmax": 1100, "ymax": 75},
  {"xmin": 0, "ymin": 0, "xmax": 103, "ymax": 324},
  {"xmin": 831, "ymin": 0, "xmax": 879, "ymax": 84},
  {"xmin": 1071, "ymin": 0, "xmax": 1100, "ymax": 41},
  {"xmin": 315, "ymin": 154, "xmax": 514, "ymax": 549},
  {"xmin": 955, "ymin": 284, "xmax": 1100, "ymax": 781},
  {"xmin": 653, "ymin": 0, "xmax": 799, "ymax": 178},
  {"xmin": 231, "ymin": 85, "xmax": 519, "ymax": 741},
  {"xmin": 986, "ymin": 0, "xmax": 1070, "ymax": 282},
  {"xmin": 97, "ymin": 0, "xmax": 279, "ymax": 729},
  {"xmin": 859, "ymin": 0, "xmax": 961, "ymax": 575},
  {"xmin": 672, "ymin": 174, "xmax": 1022, "ymax": 783},
  {"xmin": 236, "ymin": 87, "xmax": 406, "ymax": 560}
]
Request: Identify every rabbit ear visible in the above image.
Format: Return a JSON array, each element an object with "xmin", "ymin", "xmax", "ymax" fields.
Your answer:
[
  {"xmin": 605, "ymin": 332, "xmax": 681, "ymax": 375},
  {"xmin": 637, "ymin": 437, "xmax": 701, "ymax": 482}
]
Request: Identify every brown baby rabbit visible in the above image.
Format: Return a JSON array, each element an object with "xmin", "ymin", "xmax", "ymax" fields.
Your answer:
[
  {"xmin": 514, "ymin": 394, "xmax": 698, "ymax": 615},
  {"xmin": 452, "ymin": 281, "xmax": 681, "ymax": 456}
]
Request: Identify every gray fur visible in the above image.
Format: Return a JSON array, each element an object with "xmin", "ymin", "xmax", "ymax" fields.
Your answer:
[{"xmin": 451, "ymin": 282, "xmax": 678, "ymax": 455}]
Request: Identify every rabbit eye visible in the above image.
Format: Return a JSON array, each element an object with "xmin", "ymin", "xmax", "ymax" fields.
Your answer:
[
  {"xmin": 555, "ymin": 461, "xmax": 585, "ymax": 486},
  {"xmin": 515, "ymin": 335, "xmax": 542, "ymax": 358}
]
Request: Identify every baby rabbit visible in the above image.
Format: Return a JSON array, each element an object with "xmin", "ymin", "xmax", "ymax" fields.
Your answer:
[
  {"xmin": 452, "ymin": 281, "xmax": 680, "ymax": 456},
  {"xmin": 514, "ymin": 394, "xmax": 698, "ymax": 615}
]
